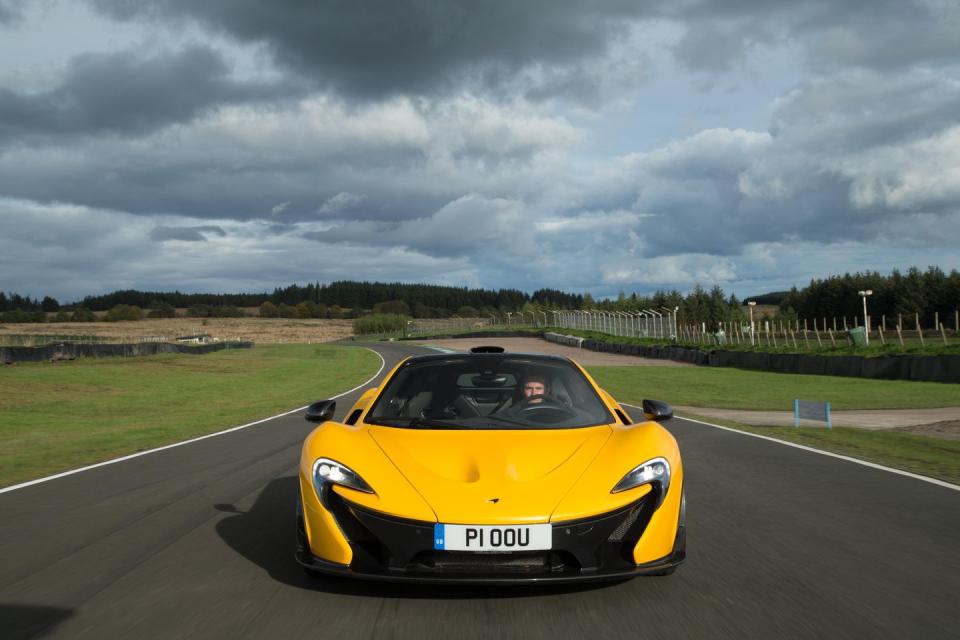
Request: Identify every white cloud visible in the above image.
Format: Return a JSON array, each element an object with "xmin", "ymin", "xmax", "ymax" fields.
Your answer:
[{"xmin": 318, "ymin": 192, "xmax": 363, "ymax": 215}]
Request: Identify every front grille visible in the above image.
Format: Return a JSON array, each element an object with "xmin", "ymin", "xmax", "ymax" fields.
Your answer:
[
  {"xmin": 408, "ymin": 550, "xmax": 577, "ymax": 575},
  {"xmin": 328, "ymin": 494, "xmax": 655, "ymax": 575}
]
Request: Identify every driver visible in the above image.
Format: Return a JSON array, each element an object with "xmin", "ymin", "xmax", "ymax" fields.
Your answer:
[{"xmin": 520, "ymin": 374, "xmax": 549, "ymax": 404}]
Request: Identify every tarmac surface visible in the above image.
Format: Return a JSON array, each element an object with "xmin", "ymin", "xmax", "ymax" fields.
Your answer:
[{"xmin": 1, "ymin": 341, "xmax": 958, "ymax": 639}]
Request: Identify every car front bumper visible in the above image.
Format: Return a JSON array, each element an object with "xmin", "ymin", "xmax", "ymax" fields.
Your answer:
[{"xmin": 296, "ymin": 491, "xmax": 685, "ymax": 584}]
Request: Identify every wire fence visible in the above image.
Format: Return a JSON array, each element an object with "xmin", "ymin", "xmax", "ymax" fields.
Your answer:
[{"xmin": 549, "ymin": 309, "xmax": 959, "ymax": 350}]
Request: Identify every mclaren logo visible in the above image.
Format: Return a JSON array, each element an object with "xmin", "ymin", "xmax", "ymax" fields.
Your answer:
[{"xmin": 487, "ymin": 498, "xmax": 500, "ymax": 504}]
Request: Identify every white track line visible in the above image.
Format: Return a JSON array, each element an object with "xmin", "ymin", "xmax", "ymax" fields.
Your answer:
[
  {"xmin": 0, "ymin": 348, "xmax": 386, "ymax": 494},
  {"xmin": 621, "ymin": 404, "xmax": 960, "ymax": 492}
]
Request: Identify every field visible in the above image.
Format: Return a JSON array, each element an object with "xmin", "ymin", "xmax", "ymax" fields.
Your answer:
[
  {"xmin": 587, "ymin": 365, "xmax": 960, "ymax": 410},
  {"xmin": 0, "ymin": 344, "xmax": 380, "ymax": 487},
  {"xmin": 0, "ymin": 317, "xmax": 354, "ymax": 345}
]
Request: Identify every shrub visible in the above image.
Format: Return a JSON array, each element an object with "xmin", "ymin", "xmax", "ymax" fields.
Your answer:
[
  {"xmin": 70, "ymin": 307, "xmax": 97, "ymax": 322},
  {"xmin": 148, "ymin": 302, "xmax": 177, "ymax": 318},
  {"xmin": 373, "ymin": 300, "xmax": 411, "ymax": 316},
  {"xmin": 277, "ymin": 303, "xmax": 298, "ymax": 318},
  {"xmin": 0, "ymin": 309, "xmax": 46, "ymax": 323},
  {"xmin": 103, "ymin": 304, "xmax": 144, "ymax": 322},
  {"xmin": 189, "ymin": 305, "xmax": 246, "ymax": 318},
  {"xmin": 354, "ymin": 313, "xmax": 408, "ymax": 335},
  {"xmin": 259, "ymin": 301, "xmax": 279, "ymax": 318}
]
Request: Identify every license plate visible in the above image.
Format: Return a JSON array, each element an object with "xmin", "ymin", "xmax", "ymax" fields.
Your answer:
[{"xmin": 433, "ymin": 523, "xmax": 551, "ymax": 551}]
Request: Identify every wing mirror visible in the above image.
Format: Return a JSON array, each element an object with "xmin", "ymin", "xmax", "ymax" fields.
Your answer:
[
  {"xmin": 305, "ymin": 400, "xmax": 336, "ymax": 423},
  {"xmin": 642, "ymin": 399, "xmax": 673, "ymax": 422}
]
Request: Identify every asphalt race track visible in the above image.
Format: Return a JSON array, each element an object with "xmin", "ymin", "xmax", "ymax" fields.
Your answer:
[{"xmin": 2, "ymin": 342, "xmax": 958, "ymax": 639}]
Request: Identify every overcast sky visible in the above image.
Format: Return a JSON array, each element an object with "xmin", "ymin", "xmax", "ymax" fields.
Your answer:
[{"xmin": 2, "ymin": 0, "xmax": 959, "ymax": 302}]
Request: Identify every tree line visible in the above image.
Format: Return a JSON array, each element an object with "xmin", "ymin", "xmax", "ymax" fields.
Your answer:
[
  {"xmin": 2, "ymin": 267, "xmax": 957, "ymax": 328},
  {"xmin": 778, "ymin": 266, "xmax": 960, "ymax": 326}
]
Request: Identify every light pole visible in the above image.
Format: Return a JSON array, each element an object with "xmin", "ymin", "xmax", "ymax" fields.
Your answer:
[
  {"xmin": 858, "ymin": 290, "xmax": 873, "ymax": 345},
  {"xmin": 747, "ymin": 301, "xmax": 757, "ymax": 346}
]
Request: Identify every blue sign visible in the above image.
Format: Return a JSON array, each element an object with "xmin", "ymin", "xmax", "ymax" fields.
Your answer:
[
  {"xmin": 433, "ymin": 523, "xmax": 445, "ymax": 550},
  {"xmin": 794, "ymin": 399, "xmax": 832, "ymax": 429}
]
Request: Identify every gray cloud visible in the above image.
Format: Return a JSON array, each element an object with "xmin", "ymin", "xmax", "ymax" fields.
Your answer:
[
  {"xmin": 149, "ymin": 225, "xmax": 226, "ymax": 242},
  {"xmin": 0, "ymin": 94, "xmax": 575, "ymax": 220},
  {"xmin": 0, "ymin": 45, "xmax": 297, "ymax": 142},
  {"xmin": 2, "ymin": 1, "xmax": 959, "ymax": 300},
  {"xmin": 89, "ymin": 0, "xmax": 648, "ymax": 100},
  {"xmin": 0, "ymin": 0, "xmax": 23, "ymax": 24}
]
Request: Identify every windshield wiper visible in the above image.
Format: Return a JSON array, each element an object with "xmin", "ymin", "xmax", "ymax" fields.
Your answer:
[
  {"xmin": 479, "ymin": 415, "xmax": 534, "ymax": 428},
  {"xmin": 370, "ymin": 417, "xmax": 463, "ymax": 429}
]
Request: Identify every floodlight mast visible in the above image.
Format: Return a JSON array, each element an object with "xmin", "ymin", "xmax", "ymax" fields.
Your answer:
[{"xmin": 858, "ymin": 290, "xmax": 873, "ymax": 346}]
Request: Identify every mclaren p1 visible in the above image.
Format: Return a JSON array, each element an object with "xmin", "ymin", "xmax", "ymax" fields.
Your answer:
[{"xmin": 295, "ymin": 346, "xmax": 685, "ymax": 584}]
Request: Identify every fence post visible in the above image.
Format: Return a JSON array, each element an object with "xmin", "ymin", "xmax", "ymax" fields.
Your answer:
[
  {"xmin": 941, "ymin": 323, "xmax": 949, "ymax": 346},
  {"xmin": 814, "ymin": 327, "xmax": 822, "ymax": 347},
  {"xmin": 896, "ymin": 324, "xmax": 904, "ymax": 348},
  {"xmin": 916, "ymin": 313, "xmax": 925, "ymax": 347},
  {"xmin": 828, "ymin": 328, "xmax": 836, "ymax": 347}
]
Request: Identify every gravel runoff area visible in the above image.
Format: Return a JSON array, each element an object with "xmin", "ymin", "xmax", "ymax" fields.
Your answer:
[{"xmin": 414, "ymin": 336, "xmax": 960, "ymax": 440}]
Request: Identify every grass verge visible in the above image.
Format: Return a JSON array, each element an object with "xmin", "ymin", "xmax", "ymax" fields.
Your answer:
[
  {"xmin": 587, "ymin": 365, "xmax": 960, "ymax": 410},
  {"xmin": 0, "ymin": 344, "xmax": 380, "ymax": 487},
  {"xmin": 550, "ymin": 327, "xmax": 960, "ymax": 356},
  {"xmin": 678, "ymin": 413, "xmax": 960, "ymax": 486}
]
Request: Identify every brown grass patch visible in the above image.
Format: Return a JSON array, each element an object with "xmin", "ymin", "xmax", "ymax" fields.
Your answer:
[{"xmin": 0, "ymin": 317, "xmax": 354, "ymax": 344}]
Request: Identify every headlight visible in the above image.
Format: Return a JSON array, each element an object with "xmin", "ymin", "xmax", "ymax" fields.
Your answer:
[
  {"xmin": 312, "ymin": 458, "xmax": 375, "ymax": 502},
  {"xmin": 611, "ymin": 457, "xmax": 671, "ymax": 506}
]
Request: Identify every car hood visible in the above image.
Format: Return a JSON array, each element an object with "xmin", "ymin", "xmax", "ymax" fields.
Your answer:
[{"xmin": 366, "ymin": 425, "xmax": 613, "ymax": 524}]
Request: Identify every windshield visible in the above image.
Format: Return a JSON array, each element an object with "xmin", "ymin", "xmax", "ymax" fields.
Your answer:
[{"xmin": 366, "ymin": 355, "xmax": 615, "ymax": 430}]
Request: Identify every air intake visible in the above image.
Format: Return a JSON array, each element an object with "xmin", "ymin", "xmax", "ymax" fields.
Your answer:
[{"xmin": 470, "ymin": 345, "xmax": 505, "ymax": 353}]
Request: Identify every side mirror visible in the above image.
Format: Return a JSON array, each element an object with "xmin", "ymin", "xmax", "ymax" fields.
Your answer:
[
  {"xmin": 642, "ymin": 399, "xmax": 673, "ymax": 422},
  {"xmin": 305, "ymin": 400, "xmax": 336, "ymax": 423}
]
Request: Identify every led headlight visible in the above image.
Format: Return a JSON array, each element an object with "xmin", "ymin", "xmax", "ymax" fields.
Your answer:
[
  {"xmin": 611, "ymin": 457, "xmax": 671, "ymax": 506},
  {"xmin": 312, "ymin": 458, "xmax": 375, "ymax": 502}
]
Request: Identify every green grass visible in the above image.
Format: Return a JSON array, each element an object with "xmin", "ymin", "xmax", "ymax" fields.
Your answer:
[
  {"xmin": 0, "ymin": 344, "xmax": 380, "ymax": 487},
  {"xmin": 587, "ymin": 365, "xmax": 960, "ymax": 410},
  {"xmin": 551, "ymin": 327, "xmax": 960, "ymax": 356},
  {"xmin": 680, "ymin": 413, "xmax": 960, "ymax": 486}
]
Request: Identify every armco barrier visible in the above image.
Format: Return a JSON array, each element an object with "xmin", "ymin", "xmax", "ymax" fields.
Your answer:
[
  {"xmin": 541, "ymin": 331, "xmax": 960, "ymax": 383},
  {"xmin": 543, "ymin": 332, "xmax": 584, "ymax": 348},
  {"xmin": 1, "ymin": 341, "xmax": 254, "ymax": 364}
]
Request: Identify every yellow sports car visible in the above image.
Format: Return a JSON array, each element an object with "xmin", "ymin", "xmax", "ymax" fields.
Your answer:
[{"xmin": 296, "ymin": 346, "xmax": 685, "ymax": 583}]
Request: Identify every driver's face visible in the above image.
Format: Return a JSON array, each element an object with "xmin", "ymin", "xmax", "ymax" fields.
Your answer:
[{"xmin": 523, "ymin": 381, "xmax": 546, "ymax": 399}]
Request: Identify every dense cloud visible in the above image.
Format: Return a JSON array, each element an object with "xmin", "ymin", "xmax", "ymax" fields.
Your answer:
[
  {"xmin": 0, "ymin": 94, "xmax": 577, "ymax": 220},
  {"xmin": 1, "ymin": 1, "xmax": 959, "ymax": 299},
  {"xmin": 89, "ymin": 0, "xmax": 647, "ymax": 100},
  {"xmin": 0, "ymin": 46, "xmax": 297, "ymax": 142}
]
